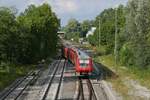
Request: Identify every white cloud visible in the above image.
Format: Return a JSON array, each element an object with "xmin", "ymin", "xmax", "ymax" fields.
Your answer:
[
  {"xmin": 27, "ymin": 0, "xmax": 41, "ymax": 6},
  {"xmin": 50, "ymin": 0, "xmax": 78, "ymax": 14},
  {"xmin": 26, "ymin": 0, "xmax": 78, "ymax": 14}
]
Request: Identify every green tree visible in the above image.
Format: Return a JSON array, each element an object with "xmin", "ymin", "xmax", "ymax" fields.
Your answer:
[
  {"xmin": 64, "ymin": 18, "xmax": 80, "ymax": 41},
  {"xmin": 17, "ymin": 4, "xmax": 60, "ymax": 63},
  {"xmin": 91, "ymin": 5, "xmax": 126, "ymax": 53},
  {"xmin": 0, "ymin": 7, "xmax": 19, "ymax": 63},
  {"xmin": 80, "ymin": 20, "xmax": 93, "ymax": 37},
  {"xmin": 0, "ymin": 4, "xmax": 60, "ymax": 64},
  {"xmin": 120, "ymin": 0, "xmax": 150, "ymax": 67}
]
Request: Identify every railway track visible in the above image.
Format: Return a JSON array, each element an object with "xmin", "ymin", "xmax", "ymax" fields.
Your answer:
[
  {"xmin": 14, "ymin": 58, "xmax": 60, "ymax": 100},
  {"xmin": 77, "ymin": 77, "xmax": 98, "ymax": 100},
  {"xmin": 86, "ymin": 79, "xmax": 97, "ymax": 100},
  {"xmin": 0, "ymin": 70, "xmax": 41, "ymax": 100},
  {"xmin": 0, "ymin": 55, "xmax": 110, "ymax": 100},
  {"xmin": 77, "ymin": 77, "xmax": 85, "ymax": 100},
  {"xmin": 77, "ymin": 75, "xmax": 109, "ymax": 100},
  {"xmin": 1, "ymin": 56, "xmax": 67, "ymax": 100},
  {"xmin": 41, "ymin": 57, "xmax": 67, "ymax": 100}
]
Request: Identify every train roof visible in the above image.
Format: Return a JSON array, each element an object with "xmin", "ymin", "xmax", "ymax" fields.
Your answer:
[{"xmin": 77, "ymin": 49, "xmax": 90, "ymax": 59}]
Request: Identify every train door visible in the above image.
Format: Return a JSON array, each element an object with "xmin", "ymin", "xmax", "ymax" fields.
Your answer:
[{"xmin": 67, "ymin": 48, "xmax": 70, "ymax": 59}]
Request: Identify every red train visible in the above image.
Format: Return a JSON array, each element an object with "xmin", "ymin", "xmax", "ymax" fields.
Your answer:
[{"xmin": 62, "ymin": 46, "xmax": 93, "ymax": 74}]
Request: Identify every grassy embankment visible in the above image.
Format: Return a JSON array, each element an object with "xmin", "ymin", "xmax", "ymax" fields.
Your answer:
[
  {"xmin": 83, "ymin": 44, "xmax": 150, "ymax": 99},
  {"xmin": 0, "ymin": 64, "xmax": 36, "ymax": 91}
]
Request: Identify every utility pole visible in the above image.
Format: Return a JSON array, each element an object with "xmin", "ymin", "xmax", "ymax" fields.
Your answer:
[
  {"xmin": 99, "ymin": 17, "xmax": 101, "ymax": 47},
  {"xmin": 114, "ymin": 7, "xmax": 118, "ymax": 73}
]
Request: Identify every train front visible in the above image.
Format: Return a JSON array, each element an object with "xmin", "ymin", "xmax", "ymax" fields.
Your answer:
[{"xmin": 76, "ymin": 50, "xmax": 93, "ymax": 74}]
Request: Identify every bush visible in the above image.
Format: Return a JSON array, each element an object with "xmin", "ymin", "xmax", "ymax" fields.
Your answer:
[
  {"xmin": 120, "ymin": 42, "xmax": 150, "ymax": 68},
  {"xmin": 120, "ymin": 42, "xmax": 134, "ymax": 66}
]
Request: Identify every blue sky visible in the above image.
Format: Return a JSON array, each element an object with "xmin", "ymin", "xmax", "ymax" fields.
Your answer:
[{"xmin": 0, "ymin": 0, "xmax": 128, "ymax": 26}]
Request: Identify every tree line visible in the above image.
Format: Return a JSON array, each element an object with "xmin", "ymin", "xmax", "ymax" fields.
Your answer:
[
  {"xmin": 64, "ymin": 0, "xmax": 150, "ymax": 68},
  {"xmin": 92, "ymin": 0, "xmax": 150, "ymax": 68},
  {"xmin": 62, "ymin": 19, "xmax": 93, "ymax": 41},
  {"xmin": 0, "ymin": 4, "xmax": 60, "ymax": 64}
]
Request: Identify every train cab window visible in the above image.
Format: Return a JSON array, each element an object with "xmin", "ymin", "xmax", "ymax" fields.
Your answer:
[{"xmin": 79, "ymin": 59, "xmax": 89, "ymax": 67}]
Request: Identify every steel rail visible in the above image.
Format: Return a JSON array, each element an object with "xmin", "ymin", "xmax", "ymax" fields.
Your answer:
[
  {"xmin": 86, "ymin": 79, "xmax": 97, "ymax": 100},
  {"xmin": 0, "ymin": 71, "xmax": 34, "ymax": 100},
  {"xmin": 14, "ymin": 70, "xmax": 41, "ymax": 100},
  {"xmin": 77, "ymin": 77, "xmax": 85, "ymax": 100},
  {"xmin": 54, "ymin": 59, "xmax": 67, "ymax": 100},
  {"xmin": 41, "ymin": 56, "xmax": 62, "ymax": 100},
  {"xmin": 76, "ymin": 78, "xmax": 81, "ymax": 100}
]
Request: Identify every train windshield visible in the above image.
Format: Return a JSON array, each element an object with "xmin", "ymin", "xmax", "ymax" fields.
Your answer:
[{"xmin": 80, "ymin": 59, "xmax": 89, "ymax": 67}]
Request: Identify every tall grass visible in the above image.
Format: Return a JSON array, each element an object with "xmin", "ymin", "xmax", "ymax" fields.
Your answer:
[{"xmin": 98, "ymin": 54, "xmax": 150, "ymax": 89}]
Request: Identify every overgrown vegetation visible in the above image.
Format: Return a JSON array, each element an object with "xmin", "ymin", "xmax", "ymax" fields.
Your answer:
[
  {"xmin": 0, "ymin": 4, "xmax": 60, "ymax": 64},
  {"xmin": 95, "ymin": 54, "xmax": 150, "ymax": 99},
  {"xmin": 90, "ymin": 0, "xmax": 150, "ymax": 68},
  {"xmin": 0, "ymin": 4, "xmax": 60, "ymax": 90}
]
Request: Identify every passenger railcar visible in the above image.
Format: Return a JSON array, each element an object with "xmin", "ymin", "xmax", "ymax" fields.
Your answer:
[
  {"xmin": 62, "ymin": 46, "xmax": 93, "ymax": 74},
  {"xmin": 75, "ymin": 50, "xmax": 93, "ymax": 73}
]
